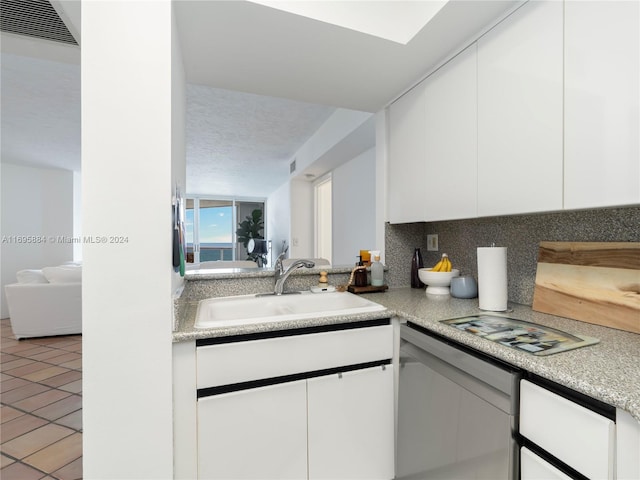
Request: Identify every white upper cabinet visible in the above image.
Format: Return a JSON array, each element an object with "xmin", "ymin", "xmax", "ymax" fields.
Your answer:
[
  {"xmin": 477, "ymin": 0, "xmax": 564, "ymax": 217},
  {"xmin": 387, "ymin": 44, "xmax": 478, "ymax": 223},
  {"xmin": 564, "ymin": 0, "xmax": 640, "ymax": 209},
  {"xmin": 423, "ymin": 44, "xmax": 478, "ymax": 221},
  {"xmin": 388, "ymin": 80, "xmax": 428, "ymax": 224}
]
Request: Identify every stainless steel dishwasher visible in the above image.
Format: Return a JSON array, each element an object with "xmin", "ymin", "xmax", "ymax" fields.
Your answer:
[{"xmin": 396, "ymin": 322, "xmax": 522, "ymax": 480}]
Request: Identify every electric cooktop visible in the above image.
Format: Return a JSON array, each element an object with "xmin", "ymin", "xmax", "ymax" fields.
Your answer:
[{"xmin": 441, "ymin": 314, "xmax": 600, "ymax": 356}]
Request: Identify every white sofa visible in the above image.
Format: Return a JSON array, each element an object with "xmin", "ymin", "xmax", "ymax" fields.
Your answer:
[{"xmin": 4, "ymin": 264, "xmax": 82, "ymax": 339}]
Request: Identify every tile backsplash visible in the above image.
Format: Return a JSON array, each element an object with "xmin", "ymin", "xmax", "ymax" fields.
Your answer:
[{"xmin": 385, "ymin": 206, "xmax": 640, "ymax": 305}]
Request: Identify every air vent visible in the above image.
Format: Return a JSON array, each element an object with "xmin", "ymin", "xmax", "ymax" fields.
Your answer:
[
  {"xmin": 1, "ymin": 0, "xmax": 78, "ymax": 45},
  {"xmin": 290, "ymin": 159, "xmax": 296, "ymax": 174}
]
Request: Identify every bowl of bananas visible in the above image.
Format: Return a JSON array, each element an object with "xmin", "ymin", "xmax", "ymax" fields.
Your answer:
[{"xmin": 418, "ymin": 253, "xmax": 460, "ymax": 295}]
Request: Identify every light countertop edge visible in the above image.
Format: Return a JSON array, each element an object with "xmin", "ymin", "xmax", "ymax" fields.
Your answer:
[{"xmin": 173, "ymin": 287, "xmax": 640, "ymax": 422}]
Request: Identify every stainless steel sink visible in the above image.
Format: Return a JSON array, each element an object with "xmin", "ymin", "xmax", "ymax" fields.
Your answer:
[{"xmin": 195, "ymin": 291, "xmax": 386, "ymax": 328}]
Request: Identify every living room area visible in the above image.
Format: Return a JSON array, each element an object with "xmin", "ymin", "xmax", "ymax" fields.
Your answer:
[{"xmin": 1, "ymin": 161, "xmax": 83, "ymax": 479}]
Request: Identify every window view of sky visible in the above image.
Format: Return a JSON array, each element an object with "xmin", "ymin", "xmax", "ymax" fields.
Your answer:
[{"xmin": 186, "ymin": 206, "xmax": 233, "ymax": 245}]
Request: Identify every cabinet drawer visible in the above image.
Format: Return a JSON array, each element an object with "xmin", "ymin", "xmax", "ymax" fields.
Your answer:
[
  {"xmin": 521, "ymin": 447, "xmax": 572, "ymax": 480},
  {"xmin": 197, "ymin": 324, "xmax": 393, "ymax": 388},
  {"xmin": 520, "ymin": 380, "xmax": 615, "ymax": 479}
]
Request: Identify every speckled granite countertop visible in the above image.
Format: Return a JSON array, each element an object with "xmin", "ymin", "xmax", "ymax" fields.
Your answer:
[
  {"xmin": 173, "ymin": 287, "xmax": 640, "ymax": 421},
  {"xmin": 172, "ymin": 299, "xmax": 392, "ymax": 342}
]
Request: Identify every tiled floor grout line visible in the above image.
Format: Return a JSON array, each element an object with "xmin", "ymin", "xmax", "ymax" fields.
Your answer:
[
  {"xmin": 1, "ymin": 434, "xmax": 79, "ymax": 480},
  {"xmin": 1, "ymin": 399, "xmax": 83, "ymax": 431}
]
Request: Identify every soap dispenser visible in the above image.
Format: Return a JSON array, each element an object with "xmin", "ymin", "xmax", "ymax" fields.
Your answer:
[
  {"xmin": 354, "ymin": 256, "xmax": 368, "ymax": 287},
  {"xmin": 369, "ymin": 251, "xmax": 384, "ymax": 287}
]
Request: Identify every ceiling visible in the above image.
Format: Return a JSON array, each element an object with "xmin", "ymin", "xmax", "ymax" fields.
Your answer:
[{"xmin": 1, "ymin": 0, "xmax": 521, "ymax": 198}]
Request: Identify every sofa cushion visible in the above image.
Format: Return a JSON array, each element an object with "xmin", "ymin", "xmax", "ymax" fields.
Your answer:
[
  {"xmin": 63, "ymin": 261, "xmax": 83, "ymax": 266},
  {"xmin": 16, "ymin": 269, "xmax": 49, "ymax": 284},
  {"xmin": 42, "ymin": 265, "xmax": 82, "ymax": 283}
]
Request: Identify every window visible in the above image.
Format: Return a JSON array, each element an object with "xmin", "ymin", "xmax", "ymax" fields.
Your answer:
[{"xmin": 186, "ymin": 197, "xmax": 265, "ymax": 264}]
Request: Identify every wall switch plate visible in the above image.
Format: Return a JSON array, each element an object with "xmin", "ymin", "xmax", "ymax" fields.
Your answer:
[{"xmin": 427, "ymin": 234, "xmax": 439, "ymax": 251}]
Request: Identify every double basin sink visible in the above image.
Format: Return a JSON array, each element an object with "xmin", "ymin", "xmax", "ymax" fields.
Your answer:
[{"xmin": 195, "ymin": 291, "xmax": 386, "ymax": 329}]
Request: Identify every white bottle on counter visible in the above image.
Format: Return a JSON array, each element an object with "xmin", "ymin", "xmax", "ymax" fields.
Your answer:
[{"xmin": 370, "ymin": 254, "xmax": 384, "ymax": 287}]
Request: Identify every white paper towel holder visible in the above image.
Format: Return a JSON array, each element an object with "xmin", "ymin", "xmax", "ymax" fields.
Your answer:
[{"xmin": 477, "ymin": 244, "xmax": 509, "ymax": 312}]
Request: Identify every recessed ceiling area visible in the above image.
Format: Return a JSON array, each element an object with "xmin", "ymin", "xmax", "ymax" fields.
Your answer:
[
  {"xmin": 174, "ymin": 0, "xmax": 521, "ymax": 112},
  {"xmin": 248, "ymin": 0, "xmax": 448, "ymax": 45},
  {"xmin": 1, "ymin": 0, "xmax": 522, "ymax": 198}
]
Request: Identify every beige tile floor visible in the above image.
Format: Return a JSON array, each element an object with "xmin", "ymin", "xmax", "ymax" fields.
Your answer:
[{"xmin": 1, "ymin": 318, "xmax": 82, "ymax": 480}]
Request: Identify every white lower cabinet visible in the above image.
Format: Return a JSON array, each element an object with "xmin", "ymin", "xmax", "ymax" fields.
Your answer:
[
  {"xmin": 520, "ymin": 379, "xmax": 615, "ymax": 479},
  {"xmin": 307, "ymin": 366, "xmax": 394, "ymax": 480},
  {"xmin": 195, "ymin": 322, "xmax": 394, "ymax": 480},
  {"xmin": 197, "ymin": 380, "xmax": 308, "ymax": 480},
  {"xmin": 198, "ymin": 366, "xmax": 393, "ymax": 480},
  {"xmin": 521, "ymin": 447, "xmax": 573, "ymax": 480}
]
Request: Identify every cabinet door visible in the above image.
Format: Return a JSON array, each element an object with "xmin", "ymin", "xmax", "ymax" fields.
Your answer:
[
  {"xmin": 423, "ymin": 44, "xmax": 478, "ymax": 221},
  {"xmin": 521, "ymin": 447, "xmax": 573, "ymax": 480},
  {"xmin": 520, "ymin": 380, "xmax": 615, "ymax": 480},
  {"xmin": 477, "ymin": 0, "xmax": 563, "ymax": 216},
  {"xmin": 388, "ymin": 81, "xmax": 427, "ymax": 224},
  {"xmin": 307, "ymin": 365, "xmax": 394, "ymax": 479},
  {"xmin": 197, "ymin": 381, "xmax": 308, "ymax": 480},
  {"xmin": 564, "ymin": 0, "xmax": 640, "ymax": 209},
  {"xmin": 617, "ymin": 409, "xmax": 640, "ymax": 480}
]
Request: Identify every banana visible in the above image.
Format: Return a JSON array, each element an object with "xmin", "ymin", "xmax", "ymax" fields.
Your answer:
[
  {"xmin": 443, "ymin": 255, "xmax": 452, "ymax": 272},
  {"xmin": 431, "ymin": 253, "xmax": 451, "ymax": 272},
  {"xmin": 431, "ymin": 258, "xmax": 444, "ymax": 272}
]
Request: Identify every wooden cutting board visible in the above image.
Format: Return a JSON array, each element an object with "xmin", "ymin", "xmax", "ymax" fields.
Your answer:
[{"xmin": 532, "ymin": 242, "xmax": 640, "ymax": 334}]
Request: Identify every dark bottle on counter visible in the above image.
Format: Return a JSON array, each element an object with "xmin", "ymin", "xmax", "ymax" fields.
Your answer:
[
  {"xmin": 411, "ymin": 247, "xmax": 424, "ymax": 288},
  {"xmin": 354, "ymin": 256, "xmax": 368, "ymax": 287}
]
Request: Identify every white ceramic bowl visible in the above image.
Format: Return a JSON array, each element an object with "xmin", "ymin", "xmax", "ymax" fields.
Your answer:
[{"xmin": 418, "ymin": 268, "xmax": 460, "ymax": 295}]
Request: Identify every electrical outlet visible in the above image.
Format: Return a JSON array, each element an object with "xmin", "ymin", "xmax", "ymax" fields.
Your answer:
[{"xmin": 427, "ymin": 234, "xmax": 439, "ymax": 251}]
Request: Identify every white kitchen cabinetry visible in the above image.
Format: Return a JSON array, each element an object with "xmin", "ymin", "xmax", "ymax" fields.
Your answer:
[
  {"xmin": 198, "ymin": 381, "xmax": 308, "ymax": 480},
  {"xmin": 477, "ymin": 0, "xmax": 563, "ymax": 217},
  {"xmin": 195, "ymin": 321, "xmax": 394, "ymax": 480},
  {"xmin": 388, "ymin": 80, "xmax": 427, "ymax": 224},
  {"xmin": 387, "ymin": 43, "xmax": 477, "ymax": 223},
  {"xmin": 422, "ymin": 44, "xmax": 478, "ymax": 221},
  {"xmin": 564, "ymin": 0, "xmax": 640, "ymax": 209},
  {"xmin": 617, "ymin": 409, "xmax": 640, "ymax": 480},
  {"xmin": 521, "ymin": 447, "xmax": 573, "ymax": 480},
  {"xmin": 308, "ymin": 365, "xmax": 394, "ymax": 479},
  {"xmin": 520, "ymin": 379, "xmax": 615, "ymax": 479}
]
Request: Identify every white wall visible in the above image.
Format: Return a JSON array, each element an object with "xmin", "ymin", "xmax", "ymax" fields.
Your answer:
[
  {"xmin": 267, "ymin": 181, "xmax": 291, "ymax": 262},
  {"xmin": 171, "ymin": 7, "xmax": 187, "ymax": 297},
  {"xmin": 0, "ymin": 163, "xmax": 74, "ymax": 318},
  {"xmin": 284, "ymin": 108, "xmax": 376, "ymax": 264},
  {"xmin": 332, "ymin": 148, "xmax": 376, "ymax": 265},
  {"xmin": 375, "ymin": 110, "xmax": 387, "ymax": 263},
  {"xmin": 82, "ymin": 1, "xmax": 180, "ymax": 478},
  {"xmin": 291, "ymin": 109, "xmax": 373, "ymax": 178},
  {"xmin": 72, "ymin": 170, "xmax": 82, "ymax": 261},
  {"xmin": 290, "ymin": 179, "xmax": 314, "ymax": 258}
]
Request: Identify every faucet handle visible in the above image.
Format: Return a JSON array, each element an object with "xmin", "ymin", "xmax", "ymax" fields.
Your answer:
[{"xmin": 274, "ymin": 251, "xmax": 287, "ymax": 273}]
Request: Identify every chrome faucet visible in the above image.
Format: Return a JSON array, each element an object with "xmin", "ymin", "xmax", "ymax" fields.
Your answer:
[{"xmin": 273, "ymin": 252, "xmax": 315, "ymax": 295}]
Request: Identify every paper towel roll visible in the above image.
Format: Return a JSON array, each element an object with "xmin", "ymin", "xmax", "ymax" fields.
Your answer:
[{"xmin": 477, "ymin": 246, "xmax": 508, "ymax": 311}]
